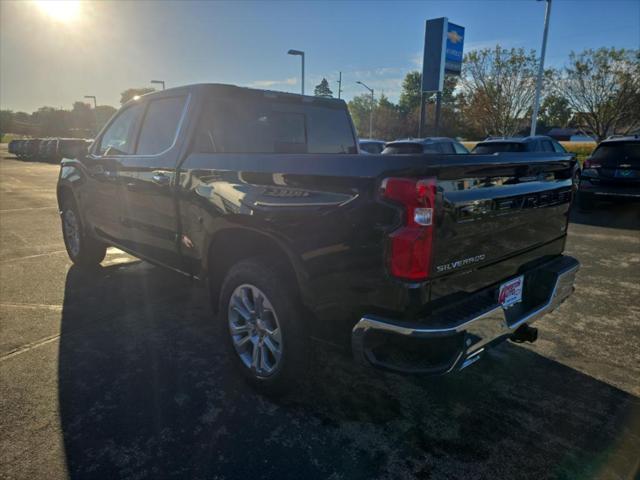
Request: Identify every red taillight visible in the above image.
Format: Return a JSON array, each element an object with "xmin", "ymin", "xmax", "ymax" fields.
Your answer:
[
  {"xmin": 381, "ymin": 177, "xmax": 436, "ymax": 281},
  {"xmin": 584, "ymin": 158, "xmax": 601, "ymax": 169}
]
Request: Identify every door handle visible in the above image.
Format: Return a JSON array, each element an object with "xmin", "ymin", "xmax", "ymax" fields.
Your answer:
[{"xmin": 152, "ymin": 172, "xmax": 171, "ymax": 186}]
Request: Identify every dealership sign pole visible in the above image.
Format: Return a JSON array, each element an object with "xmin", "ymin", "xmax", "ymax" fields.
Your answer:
[{"xmin": 419, "ymin": 18, "xmax": 464, "ymax": 137}]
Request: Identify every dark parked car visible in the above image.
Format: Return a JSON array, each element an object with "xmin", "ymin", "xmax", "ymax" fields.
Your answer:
[
  {"xmin": 58, "ymin": 138, "xmax": 93, "ymax": 160},
  {"xmin": 382, "ymin": 137, "xmax": 469, "ymax": 154},
  {"xmin": 8, "ymin": 139, "xmax": 19, "ymax": 156},
  {"xmin": 14, "ymin": 139, "xmax": 27, "ymax": 159},
  {"xmin": 57, "ymin": 84, "xmax": 578, "ymax": 393},
  {"xmin": 359, "ymin": 139, "xmax": 386, "ymax": 154},
  {"xmin": 45, "ymin": 138, "xmax": 61, "ymax": 162},
  {"xmin": 39, "ymin": 139, "xmax": 52, "ymax": 160},
  {"xmin": 25, "ymin": 139, "xmax": 42, "ymax": 160},
  {"xmin": 577, "ymin": 135, "xmax": 640, "ymax": 209},
  {"xmin": 471, "ymin": 135, "xmax": 567, "ymax": 154}
]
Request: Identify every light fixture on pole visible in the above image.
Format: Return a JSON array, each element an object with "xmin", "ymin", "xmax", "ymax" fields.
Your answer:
[
  {"xmin": 287, "ymin": 49, "xmax": 305, "ymax": 95},
  {"xmin": 530, "ymin": 0, "xmax": 552, "ymax": 136},
  {"xmin": 356, "ymin": 81, "xmax": 374, "ymax": 139},
  {"xmin": 151, "ymin": 80, "xmax": 165, "ymax": 90}
]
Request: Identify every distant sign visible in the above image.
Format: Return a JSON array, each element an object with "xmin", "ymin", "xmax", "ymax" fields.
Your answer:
[
  {"xmin": 421, "ymin": 17, "xmax": 465, "ymax": 92},
  {"xmin": 445, "ymin": 22, "xmax": 465, "ymax": 74}
]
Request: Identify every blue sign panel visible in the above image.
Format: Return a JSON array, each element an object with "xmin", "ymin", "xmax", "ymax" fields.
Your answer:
[{"xmin": 445, "ymin": 22, "xmax": 465, "ymax": 74}]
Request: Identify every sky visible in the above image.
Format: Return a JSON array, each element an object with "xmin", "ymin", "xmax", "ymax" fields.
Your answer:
[{"xmin": 1, "ymin": 0, "xmax": 639, "ymax": 113}]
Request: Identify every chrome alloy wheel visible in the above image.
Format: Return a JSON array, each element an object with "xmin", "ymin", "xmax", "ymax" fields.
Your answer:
[
  {"xmin": 228, "ymin": 284, "xmax": 283, "ymax": 377},
  {"xmin": 63, "ymin": 209, "xmax": 81, "ymax": 257}
]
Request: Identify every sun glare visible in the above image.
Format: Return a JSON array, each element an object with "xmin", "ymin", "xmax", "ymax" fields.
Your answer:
[{"xmin": 34, "ymin": 0, "xmax": 81, "ymax": 23}]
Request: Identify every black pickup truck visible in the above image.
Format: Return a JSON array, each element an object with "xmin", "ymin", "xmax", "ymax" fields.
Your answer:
[{"xmin": 57, "ymin": 84, "xmax": 579, "ymax": 392}]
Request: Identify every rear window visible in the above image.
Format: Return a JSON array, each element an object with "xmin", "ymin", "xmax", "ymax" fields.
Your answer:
[
  {"xmin": 382, "ymin": 143, "xmax": 424, "ymax": 154},
  {"xmin": 194, "ymin": 96, "xmax": 356, "ymax": 154},
  {"xmin": 472, "ymin": 142, "xmax": 526, "ymax": 154},
  {"xmin": 592, "ymin": 142, "xmax": 640, "ymax": 167}
]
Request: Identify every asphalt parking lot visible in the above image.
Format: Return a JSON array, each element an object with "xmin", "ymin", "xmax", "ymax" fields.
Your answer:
[{"xmin": 1, "ymin": 145, "xmax": 639, "ymax": 480}]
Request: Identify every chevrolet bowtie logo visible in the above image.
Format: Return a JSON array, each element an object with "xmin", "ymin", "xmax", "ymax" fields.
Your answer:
[{"xmin": 448, "ymin": 30, "xmax": 463, "ymax": 44}]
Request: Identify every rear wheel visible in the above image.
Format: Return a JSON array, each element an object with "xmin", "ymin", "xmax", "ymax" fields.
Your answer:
[
  {"xmin": 219, "ymin": 257, "xmax": 308, "ymax": 395},
  {"xmin": 60, "ymin": 196, "xmax": 106, "ymax": 267}
]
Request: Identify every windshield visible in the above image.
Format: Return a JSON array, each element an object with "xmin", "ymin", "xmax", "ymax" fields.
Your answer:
[{"xmin": 472, "ymin": 142, "xmax": 526, "ymax": 154}]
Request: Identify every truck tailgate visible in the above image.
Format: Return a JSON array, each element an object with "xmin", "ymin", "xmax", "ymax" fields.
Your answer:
[{"xmin": 431, "ymin": 155, "xmax": 574, "ymax": 278}]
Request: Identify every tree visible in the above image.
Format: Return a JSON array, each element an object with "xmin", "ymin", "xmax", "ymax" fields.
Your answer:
[
  {"xmin": 398, "ymin": 71, "xmax": 422, "ymax": 114},
  {"xmin": 0, "ymin": 110, "xmax": 14, "ymax": 141},
  {"xmin": 461, "ymin": 46, "xmax": 539, "ymax": 137},
  {"xmin": 556, "ymin": 48, "xmax": 640, "ymax": 141},
  {"xmin": 314, "ymin": 78, "xmax": 333, "ymax": 98},
  {"xmin": 348, "ymin": 94, "xmax": 374, "ymax": 138},
  {"xmin": 538, "ymin": 93, "xmax": 572, "ymax": 129},
  {"xmin": 120, "ymin": 87, "xmax": 155, "ymax": 105},
  {"xmin": 372, "ymin": 93, "xmax": 404, "ymax": 140}
]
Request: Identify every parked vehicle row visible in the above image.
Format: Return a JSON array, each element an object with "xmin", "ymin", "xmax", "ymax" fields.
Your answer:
[
  {"xmin": 57, "ymin": 83, "xmax": 579, "ymax": 394},
  {"xmin": 8, "ymin": 138, "xmax": 93, "ymax": 163}
]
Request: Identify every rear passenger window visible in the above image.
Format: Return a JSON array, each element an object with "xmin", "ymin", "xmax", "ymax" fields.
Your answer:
[
  {"xmin": 136, "ymin": 96, "xmax": 187, "ymax": 155},
  {"xmin": 437, "ymin": 142, "xmax": 455, "ymax": 154},
  {"xmin": 541, "ymin": 140, "xmax": 555, "ymax": 152},
  {"xmin": 551, "ymin": 141, "xmax": 566, "ymax": 153}
]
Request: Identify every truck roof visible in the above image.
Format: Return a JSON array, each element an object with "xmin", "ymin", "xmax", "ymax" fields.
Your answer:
[{"xmin": 129, "ymin": 83, "xmax": 348, "ymax": 109}]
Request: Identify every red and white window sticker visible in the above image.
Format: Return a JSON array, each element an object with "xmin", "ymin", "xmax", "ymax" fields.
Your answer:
[{"xmin": 498, "ymin": 275, "xmax": 524, "ymax": 308}]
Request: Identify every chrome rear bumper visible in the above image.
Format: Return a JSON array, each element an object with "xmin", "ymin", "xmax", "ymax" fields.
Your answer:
[{"xmin": 352, "ymin": 256, "xmax": 579, "ymax": 374}]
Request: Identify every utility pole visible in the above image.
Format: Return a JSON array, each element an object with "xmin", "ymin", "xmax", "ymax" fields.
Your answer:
[
  {"xmin": 530, "ymin": 0, "xmax": 552, "ymax": 136},
  {"xmin": 356, "ymin": 81, "xmax": 374, "ymax": 138},
  {"xmin": 337, "ymin": 71, "xmax": 343, "ymax": 99}
]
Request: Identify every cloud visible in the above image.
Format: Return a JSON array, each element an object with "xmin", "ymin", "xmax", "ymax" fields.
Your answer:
[{"xmin": 248, "ymin": 77, "xmax": 297, "ymax": 88}]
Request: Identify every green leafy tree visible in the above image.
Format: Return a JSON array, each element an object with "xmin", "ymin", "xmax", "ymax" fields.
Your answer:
[
  {"xmin": 461, "ymin": 46, "xmax": 539, "ymax": 137},
  {"xmin": 314, "ymin": 78, "xmax": 333, "ymax": 98},
  {"xmin": 539, "ymin": 93, "xmax": 572, "ymax": 129},
  {"xmin": 556, "ymin": 48, "xmax": 640, "ymax": 141},
  {"xmin": 120, "ymin": 87, "xmax": 155, "ymax": 105},
  {"xmin": 398, "ymin": 71, "xmax": 422, "ymax": 114},
  {"xmin": 0, "ymin": 110, "xmax": 14, "ymax": 142},
  {"xmin": 348, "ymin": 94, "xmax": 375, "ymax": 138}
]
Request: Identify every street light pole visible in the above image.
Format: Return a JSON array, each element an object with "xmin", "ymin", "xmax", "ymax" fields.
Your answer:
[
  {"xmin": 356, "ymin": 81, "xmax": 374, "ymax": 138},
  {"xmin": 287, "ymin": 49, "xmax": 305, "ymax": 95},
  {"xmin": 530, "ymin": 0, "xmax": 552, "ymax": 136},
  {"xmin": 151, "ymin": 80, "xmax": 165, "ymax": 90}
]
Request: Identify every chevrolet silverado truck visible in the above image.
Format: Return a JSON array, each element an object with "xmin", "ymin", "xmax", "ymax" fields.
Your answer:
[{"xmin": 57, "ymin": 84, "xmax": 579, "ymax": 392}]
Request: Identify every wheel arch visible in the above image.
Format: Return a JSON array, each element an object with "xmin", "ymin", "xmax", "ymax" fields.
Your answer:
[{"xmin": 205, "ymin": 227, "xmax": 307, "ymax": 313}]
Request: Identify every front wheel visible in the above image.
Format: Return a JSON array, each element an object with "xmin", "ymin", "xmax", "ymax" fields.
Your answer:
[
  {"xmin": 60, "ymin": 197, "xmax": 107, "ymax": 267},
  {"xmin": 219, "ymin": 257, "xmax": 308, "ymax": 395}
]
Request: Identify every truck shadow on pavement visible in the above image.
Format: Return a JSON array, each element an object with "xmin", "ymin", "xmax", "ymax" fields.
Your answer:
[{"xmin": 57, "ymin": 263, "xmax": 640, "ymax": 480}]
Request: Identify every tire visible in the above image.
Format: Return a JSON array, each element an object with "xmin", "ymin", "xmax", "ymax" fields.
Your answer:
[
  {"xmin": 577, "ymin": 191, "xmax": 595, "ymax": 211},
  {"xmin": 60, "ymin": 196, "xmax": 107, "ymax": 268},
  {"xmin": 218, "ymin": 257, "xmax": 308, "ymax": 395}
]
